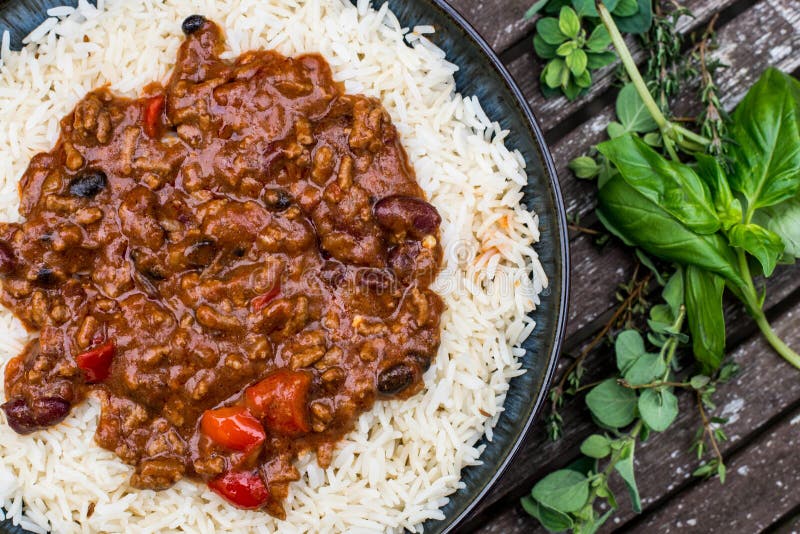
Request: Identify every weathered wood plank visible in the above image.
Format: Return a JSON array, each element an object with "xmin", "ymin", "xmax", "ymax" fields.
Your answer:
[
  {"xmin": 446, "ymin": 0, "xmax": 537, "ymax": 54},
  {"xmin": 469, "ymin": 293, "xmax": 800, "ymax": 533},
  {"xmin": 553, "ymin": 0, "xmax": 800, "ymax": 222},
  {"xmin": 503, "ymin": 0, "xmax": 748, "ymax": 130},
  {"xmin": 629, "ymin": 403, "xmax": 800, "ymax": 533}
]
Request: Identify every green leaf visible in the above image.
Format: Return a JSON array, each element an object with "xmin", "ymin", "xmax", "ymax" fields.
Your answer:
[
  {"xmin": 613, "ymin": 0, "xmax": 653, "ymax": 34},
  {"xmin": 556, "ymin": 40, "xmax": 578, "ymax": 56},
  {"xmin": 612, "ymin": 0, "xmax": 639, "ymax": 17},
  {"xmin": 596, "ymin": 175, "xmax": 747, "ymax": 289},
  {"xmin": 534, "ymin": 34, "xmax": 560, "ymax": 59},
  {"xmin": 585, "ymin": 25, "xmax": 611, "ymax": 51},
  {"xmin": 532, "ymin": 469, "xmax": 591, "ymax": 514},
  {"xmin": 690, "ymin": 375, "xmax": 711, "ymax": 389},
  {"xmin": 624, "ymin": 353, "xmax": 666, "ymax": 386},
  {"xmin": 521, "ymin": 496, "xmax": 574, "ymax": 532},
  {"xmin": 756, "ymin": 196, "xmax": 800, "ymax": 259},
  {"xmin": 581, "ymin": 434, "xmax": 612, "ymax": 458},
  {"xmin": 598, "ymin": 134, "xmax": 721, "ymax": 234},
  {"xmin": 636, "ymin": 249, "xmax": 666, "ymax": 285},
  {"xmin": 569, "ymin": 156, "xmax": 600, "ymax": 178},
  {"xmin": 544, "ymin": 0, "xmax": 572, "ymax": 14},
  {"xmin": 525, "ymin": 0, "xmax": 551, "ymax": 19},
  {"xmin": 615, "ymin": 330, "xmax": 645, "ymax": 373},
  {"xmin": 575, "ymin": 69, "xmax": 592, "ymax": 88},
  {"xmin": 730, "ymin": 68, "xmax": 800, "ymax": 212},
  {"xmin": 585, "ymin": 378, "xmax": 637, "ymax": 428},
  {"xmin": 662, "ymin": 268, "xmax": 684, "ymax": 318},
  {"xmin": 585, "ymin": 509, "xmax": 615, "ymax": 534},
  {"xmin": 728, "ymin": 223, "xmax": 784, "ymax": 276},
  {"xmin": 607, "ymin": 121, "xmax": 626, "ymax": 138},
  {"xmin": 566, "ymin": 48, "xmax": 588, "ymax": 76},
  {"xmin": 537, "ymin": 17, "xmax": 568, "ymax": 45},
  {"xmin": 613, "ymin": 441, "xmax": 642, "ymax": 512},
  {"xmin": 685, "ymin": 265, "xmax": 727, "ymax": 373},
  {"xmin": 615, "ymin": 84, "xmax": 658, "ymax": 133},
  {"xmin": 558, "ymin": 6, "xmax": 581, "ymax": 39},
  {"xmin": 562, "ymin": 78, "xmax": 584, "ymax": 100},
  {"xmin": 638, "ymin": 388, "xmax": 679, "ymax": 432},
  {"xmin": 543, "ymin": 58, "xmax": 566, "ymax": 89},
  {"xmin": 571, "ymin": 0, "xmax": 598, "ymax": 17},
  {"xmin": 695, "ymin": 154, "xmax": 743, "ymax": 230},
  {"xmin": 586, "ymin": 50, "xmax": 616, "ymax": 69}
]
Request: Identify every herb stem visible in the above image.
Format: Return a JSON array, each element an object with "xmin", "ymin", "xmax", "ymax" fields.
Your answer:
[{"xmin": 736, "ymin": 250, "xmax": 800, "ymax": 369}]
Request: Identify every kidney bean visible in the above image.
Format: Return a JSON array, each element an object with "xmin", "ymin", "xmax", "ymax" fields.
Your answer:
[
  {"xmin": 374, "ymin": 195, "xmax": 440, "ymax": 239},
  {"xmin": 2, "ymin": 396, "xmax": 70, "ymax": 434},
  {"xmin": 377, "ymin": 363, "xmax": 415, "ymax": 395},
  {"xmin": 35, "ymin": 267, "xmax": 58, "ymax": 286},
  {"xmin": 357, "ymin": 268, "xmax": 394, "ymax": 293},
  {"xmin": 408, "ymin": 351, "xmax": 432, "ymax": 372},
  {"xmin": 69, "ymin": 170, "xmax": 107, "ymax": 198},
  {"xmin": 181, "ymin": 15, "xmax": 206, "ymax": 35},
  {"xmin": 0, "ymin": 241, "xmax": 16, "ymax": 275}
]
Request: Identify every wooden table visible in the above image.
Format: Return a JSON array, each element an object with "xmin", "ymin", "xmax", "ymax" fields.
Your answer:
[{"xmin": 443, "ymin": 0, "xmax": 800, "ymax": 532}]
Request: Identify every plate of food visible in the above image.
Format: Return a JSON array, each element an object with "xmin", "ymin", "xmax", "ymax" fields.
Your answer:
[{"xmin": 0, "ymin": 1, "xmax": 568, "ymax": 532}]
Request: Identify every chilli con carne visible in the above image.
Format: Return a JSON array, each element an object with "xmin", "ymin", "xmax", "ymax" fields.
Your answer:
[{"xmin": 0, "ymin": 17, "xmax": 444, "ymax": 517}]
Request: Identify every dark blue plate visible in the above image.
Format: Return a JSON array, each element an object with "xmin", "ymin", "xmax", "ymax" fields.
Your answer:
[{"xmin": 0, "ymin": 1, "xmax": 568, "ymax": 532}]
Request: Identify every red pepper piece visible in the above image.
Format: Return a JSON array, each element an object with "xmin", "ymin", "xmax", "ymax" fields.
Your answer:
[
  {"xmin": 75, "ymin": 340, "xmax": 115, "ymax": 383},
  {"xmin": 208, "ymin": 470, "xmax": 269, "ymax": 509},
  {"xmin": 200, "ymin": 406, "xmax": 266, "ymax": 452},
  {"xmin": 244, "ymin": 370, "xmax": 312, "ymax": 436},
  {"xmin": 143, "ymin": 94, "xmax": 165, "ymax": 138},
  {"xmin": 251, "ymin": 281, "xmax": 281, "ymax": 312}
]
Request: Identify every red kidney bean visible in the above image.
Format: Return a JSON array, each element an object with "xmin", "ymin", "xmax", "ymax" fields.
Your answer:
[
  {"xmin": 377, "ymin": 363, "xmax": 415, "ymax": 395},
  {"xmin": 2, "ymin": 396, "xmax": 70, "ymax": 434},
  {"xmin": 374, "ymin": 195, "xmax": 441, "ymax": 239}
]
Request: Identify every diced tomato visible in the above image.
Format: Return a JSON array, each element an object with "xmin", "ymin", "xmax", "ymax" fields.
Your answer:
[
  {"xmin": 201, "ymin": 406, "xmax": 266, "ymax": 452},
  {"xmin": 244, "ymin": 370, "xmax": 311, "ymax": 436},
  {"xmin": 251, "ymin": 282, "xmax": 281, "ymax": 312},
  {"xmin": 75, "ymin": 341, "xmax": 115, "ymax": 383},
  {"xmin": 208, "ymin": 470, "xmax": 269, "ymax": 509},
  {"xmin": 143, "ymin": 94, "xmax": 165, "ymax": 138}
]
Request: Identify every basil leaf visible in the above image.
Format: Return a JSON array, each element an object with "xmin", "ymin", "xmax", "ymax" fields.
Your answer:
[
  {"xmin": 543, "ymin": 58, "xmax": 566, "ymax": 89},
  {"xmin": 613, "ymin": 0, "xmax": 652, "ymax": 34},
  {"xmin": 624, "ymin": 353, "xmax": 666, "ymax": 386},
  {"xmin": 729, "ymin": 68, "xmax": 800, "ymax": 211},
  {"xmin": 755, "ymin": 197, "xmax": 800, "ymax": 259},
  {"xmin": 615, "ymin": 84, "xmax": 658, "ymax": 133},
  {"xmin": 585, "ymin": 378, "xmax": 637, "ymax": 428},
  {"xmin": 597, "ymin": 174, "xmax": 746, "ymax": 289},
  {"xmin": 613, "ymin": 0, "xmax": 639, "ymax": 16},
  {"xmin": 613, "ymin": 441, "xmax": 642, "ymax": 512},
  {"xmin": 685, "ymin": 265, "xmax": 726, "ymax": 373},
  {"xmin": 532, "ymin": 469, "xmax": 591, "ymax": 513},
  {"xmin": 695, "ymin": 153, "xmax": 743, "ymax": 230},
  {"xmin": 598, "ymin": 134, "xmax": 720, "ymax": 234},
  {"xmin": 569, "ymin": 155, "xmax": 600, "ymax": 178},
  {"xmin": 558, "ymin": 6, "xmax": 581, "ymax": 39},
  {"xmin": 638, "ymin": 388, "xmax": 679, "ymax": 432},
  {"xmin": 537, "ymin": 17, "xmax": 568, "ymax": 45},
  {"xmin": 566, "ymin": 48, "xmax": 588, "ymax": 75},
  {"xmin": 662, "ymin": 268, "xmax": 684, "ymax": 318},
  {"xmin": 615, "ymin": 330, "xmax": 646, "ymax": 373},
  {"xmin": 728, "ymin": 223, "xmax": 784, "ymax": 276},
  {"xmin": 521, "ymin": 496, "xmax": 575, "ymax": 532},
  {"xmin": 524, "ymin": 0, "xmax": 551, "ymax": 19},
  {"xmin": 572, "ymin": 0, "xmax": 620, "ymax": 17}
]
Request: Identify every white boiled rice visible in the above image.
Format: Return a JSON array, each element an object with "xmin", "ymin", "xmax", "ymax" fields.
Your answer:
[{"xmin": 0, "ymin": 1, "xmax": 547, "ymax": 532}]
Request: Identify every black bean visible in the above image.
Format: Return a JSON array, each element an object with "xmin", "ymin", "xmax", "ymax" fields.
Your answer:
[
  {"xmin": 69, "ymin": 170, "xmax": 107, "ymax": 198},
  {"xmin": 31, "ymin": 397, "xmax": 71, "ymax": 427},
  {"xmin": 0, "ymin": 240, "xmax": 16, "ymax": 275},
  {"xmin": 377, "ymin": 363, "xmax": 415, "ymax": 395},
  {"xmin": 374, "ymin": 195, "xmax": 441, "ymax": 239},
  {"xmin": 35, "ymin": 267, "xmax": 57, "ymax": 286},
  {"xmin": 181, "ymin": 15, "xmax": 206, "ymax": 35},
  {"xmin": 265, "ymin": 189, "xmax": 292, "ymax": 211},
  {"xmin": 185, "ymin": 239, "xmax": 217, "ymax": 268}
]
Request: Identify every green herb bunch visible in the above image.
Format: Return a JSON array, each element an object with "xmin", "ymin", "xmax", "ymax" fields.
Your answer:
[
  {"xmin": 522, "ymin": 0, "xmax": 800, "ymax": 531},
  {"xmin": 526, "ymin": 0, "xmax": 654, "ymax": 99}
]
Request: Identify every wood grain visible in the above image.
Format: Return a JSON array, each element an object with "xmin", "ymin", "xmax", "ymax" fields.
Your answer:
[{"xmin": 472, "ymin": 295, "xmax": 800, "ymax": 533}]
